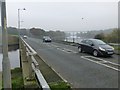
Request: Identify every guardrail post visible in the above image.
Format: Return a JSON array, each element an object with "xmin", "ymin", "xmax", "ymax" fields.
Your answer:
[
  {"xmin": 27, "ymin": 53, "xmax": 33, "ymax": 79},
  {"xmin": 19, "ymin": 39, "xmax": 22, "ymax": 67},
  {"xmin": 22, "ymin": 43, "xmax": 28, "ymax": 62}
]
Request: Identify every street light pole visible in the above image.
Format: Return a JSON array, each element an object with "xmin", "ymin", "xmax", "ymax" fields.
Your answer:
[
  {"xmin": 18, "ymin": 9, "xmax": 20, "ymax": 31},
  {"xmin": 18, "ymin": 8, "xmax": 26, "ymax": 35},
  {"xmin": 1, "ymin": 0, "xmax": 12, "ymax": 88},
  {"xmin": 18, "ymin": 8, "xmax": 25, "ymax": 67}
]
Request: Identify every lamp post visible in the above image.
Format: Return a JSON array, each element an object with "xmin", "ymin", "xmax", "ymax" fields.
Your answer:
[
  {"xmin": 18, "ymin": 8, "xmax": 26, "ymax": 35},
  {"xmin": 1, "ymin": 0, "xmax": 12, "ymax": 88},
  {"xmin": 18, "ymin": 8, "xmax": 26, "ymax": 68}
]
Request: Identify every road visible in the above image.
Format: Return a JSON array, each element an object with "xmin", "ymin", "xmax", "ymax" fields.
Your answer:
[{"xmin": 25, "ymin": 37, "xmax": 119, "ymax": 88}]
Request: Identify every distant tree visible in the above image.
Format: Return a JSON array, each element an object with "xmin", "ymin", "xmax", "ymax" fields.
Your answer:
[
  {"xmin": 7, "ymin": 27, "xmax": 18, "ymax": 35},
  {"xmin": 105, "ymin": 28, "xmax": 120, "ymax": 43},
  {"xmin": 19, "ymin": 29, "xmax": 27, "ymax": 35},
  {"xmin": 29, "ymin": 28, "xmax": 65, "ymax": 40},
  {"xmin": 46, "ymin": 30, "xmax": 65, "ymax": 40},
  {"xmin": 94, "ymin": 33, "xmax": 105, "ymax": 40},
  {"xmin": 30, "ymin": 28, "xmax": 45, "ymax": 38}
]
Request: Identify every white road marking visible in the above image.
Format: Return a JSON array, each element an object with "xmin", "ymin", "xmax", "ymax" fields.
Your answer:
[
  {"xmin": 81, "ymin": 56, "xmax": 120, "ymax": 72},
  {"xmin": 56, "ymin": 47, "xmax": 78, "ymax": 54},
  {"xmin": 63, "ymin": 48, "xmax": 78, "ymax": 53},
  {"xmin": 57, "ymin": 48, "xmax": 71, "ymax": 53},
  {"xmin": 84, "ymin": 56, "xmax": 120, "ymax": 66},
  {"xmin": 51, "ymin": 44, "xmax": 59, "ymax": 48},
  {"xmin": 47, "ymin": 43, "xmax": 78, "ymax": 54}
]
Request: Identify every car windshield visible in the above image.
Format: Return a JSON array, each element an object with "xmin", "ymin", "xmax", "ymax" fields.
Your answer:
[
  {"xmin": 93, "ymin": 39, "xmax": 106, "ymax": 45},
  {"xmin": 44, "ymin": 36, "xmax": 51, "ymax": 39}
]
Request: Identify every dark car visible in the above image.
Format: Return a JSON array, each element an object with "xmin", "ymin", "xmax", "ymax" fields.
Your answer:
[
  {"xmin": 78, "ymin": 39, "xmax": 114, "ymax": 56},
  {"xmin": 43, "ymin": 36, "xmax": 52, "ymax": 42}
]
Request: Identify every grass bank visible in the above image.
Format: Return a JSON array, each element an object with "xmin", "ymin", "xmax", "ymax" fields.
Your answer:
[
  {"xmin": 113, "ymin": 45, "xmax": 120, "ymax": 51},
  {"xmin": 12, "ymin": 68, "xmax": 38, "ymax": 89},
  {"xmin": 11, "ymin": 68, "xmax": 24, "ymax": 89},
  {"xmin": 1, "ymin": 68, "xmax": 24, "ymax": 90}
]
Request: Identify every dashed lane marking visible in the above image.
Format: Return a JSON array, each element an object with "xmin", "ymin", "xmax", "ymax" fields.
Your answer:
[
  {"xmin": 57, "ymin": 48, "xmax": 71, "ymax": 53},
  {"xmin": 46, "ymin": 43, "xmax": 78, "ymax": 54}
]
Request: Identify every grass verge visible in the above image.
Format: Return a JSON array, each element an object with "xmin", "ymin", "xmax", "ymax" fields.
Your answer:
[
  {"xmin": 49, "ymin": 81, "xmax": 71, "ymax": 90},
  {"xmin": 11, "ymin": 68, "xmax": 24, "ymax": 89},
  {"xmin": 113, "ymin": 45, "xmax": 120, "ymax": 51}
]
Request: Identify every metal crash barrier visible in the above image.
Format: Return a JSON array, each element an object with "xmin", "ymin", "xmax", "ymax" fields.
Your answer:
[{"xmin": 21, "ymin": 37, "xmax": 51, "ymax": 90}]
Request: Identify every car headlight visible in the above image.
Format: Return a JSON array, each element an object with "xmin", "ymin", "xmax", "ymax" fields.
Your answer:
[
  {"xmin": 99, "ymin": 47, "xmax": 106, "ymax": 51},
  {"xmin": 111, "ymin": 47, "xmax": 114, "ymax": 50}
]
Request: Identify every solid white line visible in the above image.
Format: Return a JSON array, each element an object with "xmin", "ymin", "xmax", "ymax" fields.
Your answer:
[
  {"xmin": 37, "ymin": 54, "xmax": 68, "ymax": 83},
  {"xmin": 84, "ymin": 56, "xmax": 120, "ymax": 66},
  {"xmin": 51, "ymin": 67, "xmax": 68, "ymax": 83},
  {"xmin": 81, "ymin": 56, "xmax": 120, "ymax": 72}
]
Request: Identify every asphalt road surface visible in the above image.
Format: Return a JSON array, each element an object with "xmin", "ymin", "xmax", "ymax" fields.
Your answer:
[{"xmin": 25, "ymin": 37, "xmax": 119, "ymax": 88}]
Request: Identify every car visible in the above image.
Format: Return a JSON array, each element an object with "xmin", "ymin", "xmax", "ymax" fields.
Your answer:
[
  {"xmin": 78, "ymin": 39, "xmax": 114, "ymax": 56},
  {"xmin": 43, "ymin": 36, "xmax": 52, "ymax": 42},
  {"xmin": 23, "ymin": 35, "xmax": 27, "ymax": 39}
]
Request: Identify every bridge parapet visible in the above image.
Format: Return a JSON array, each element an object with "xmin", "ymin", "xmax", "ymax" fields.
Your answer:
[{"xmin": 20, "ymin": 37, "xmax": 51, "ymax": 89}]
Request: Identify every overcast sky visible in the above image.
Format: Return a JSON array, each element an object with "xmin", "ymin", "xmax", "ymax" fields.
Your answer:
[{"xmin": 0, "ymin": 0, "xmax": 119, "ymax": 31}]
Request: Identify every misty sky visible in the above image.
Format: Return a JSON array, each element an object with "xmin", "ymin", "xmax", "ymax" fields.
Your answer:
[{"xmin": 0, "ymin": 1, "xmax": 118, "ymax": 31}]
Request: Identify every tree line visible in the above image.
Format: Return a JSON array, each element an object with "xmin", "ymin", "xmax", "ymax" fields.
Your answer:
[
  {"xmin": 76, "ymin": 28, "xmax": 119, "ymax": 43},
  {"xmin": 1, "ymin": 27, "xmax": 119, "ymax": 43},
  {"xmin": 5, "ymin": 27, "xmax": 66, "ymax": 41},
  {"xmin": 94, "ymin": 28, "xmax": 120, "ymax": 43}
]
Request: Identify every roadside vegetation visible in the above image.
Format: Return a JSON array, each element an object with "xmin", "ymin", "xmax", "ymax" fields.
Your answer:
[
  {"xmin": 113, "ymin": 45, "xmax": 120, "ymax": 51},
  {"xmin": 49, "ymin": 81, "xmax": 71, "ymax": 90},
  {"xmin": 11, "ymin": 68, "xmax": 24, "ymax": 89},
  {"xmin": 4, "ymin": 26, "xmax": 66, "ymax": 41},
  {"xmin": 94, "ymin": 28, "xmax": 120, "ymax": 43},
  {"xmin": 30, "ymin": 28, "xmax": 65, "ymax": 41}
]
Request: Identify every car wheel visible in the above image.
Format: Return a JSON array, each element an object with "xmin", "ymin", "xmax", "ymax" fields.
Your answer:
[
  {"xmin": 93, "ymin": 50, "xmax": 98, "ymax": 57},
  {"xmin": 78, "ymin": 46, "xmax": 82, "ymax": 53}
]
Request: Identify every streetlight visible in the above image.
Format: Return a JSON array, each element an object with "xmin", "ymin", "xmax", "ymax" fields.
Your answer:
[
  {"xmin": 18, "ymin": 8, "xmax": 26, "ymax": 67},
  {"xmin": 18, "ymin": 8, "xmax": 26, "ymax": 32},
  {"xmin": 1, "ymin": 0, "xmax": 12, "ymax": 88}
]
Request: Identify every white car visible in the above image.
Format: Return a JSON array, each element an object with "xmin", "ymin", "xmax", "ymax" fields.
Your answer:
[{"xmin": 23, "ymin": 35, "xmax": 27, "ymax": 39}]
